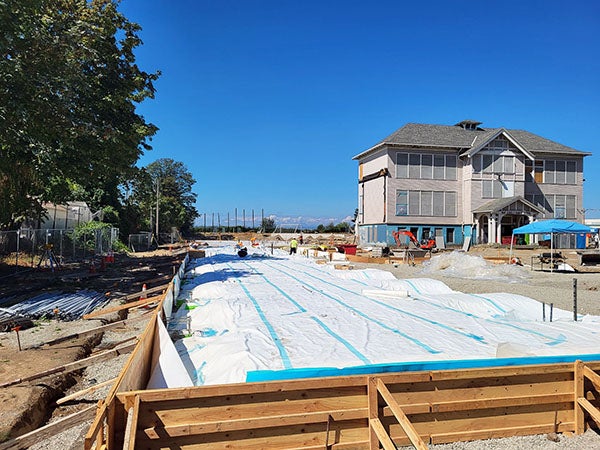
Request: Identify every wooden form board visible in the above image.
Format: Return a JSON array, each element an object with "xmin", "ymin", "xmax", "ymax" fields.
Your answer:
[
  {"xmin": 97, "ymin": 361, "xmax": 600, "ymax": 449},
  {"xmin": 84, "ymin": 282, "xmax": 172, "ymax": 449}
]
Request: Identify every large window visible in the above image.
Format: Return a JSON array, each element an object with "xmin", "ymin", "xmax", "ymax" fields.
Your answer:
[
  {"xmin": 544, "ymin": 160, "xmax": 577, "ymax": 185},
  {"xmin": 396, "ymin": 190, "xmax": 457, "ymax": 217},
  {"xmin": 482, "ymin": 179, "xmax": 504, "ymax": 198},
  {"xmin": 396, "ymin": 152, "xmax": 457, "ymax": 180},
  {"xmin": 473, "ymin": 154, "xmax": 515, "ymax": 174},
  {"xmin": 526, "ymin": 194, "xmax": 577, "ymax": 219},
  {"xmin": 525, "ymin": 159, "xmax": 576, "ymax": 184}
]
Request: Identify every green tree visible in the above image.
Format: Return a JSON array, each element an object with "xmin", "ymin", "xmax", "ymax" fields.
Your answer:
[
  {"xmin": 133, "ymin": 159, "xmax": 198, "ymax": 235},
  {"xmin": 261, "ymin": 217, "xmax": 276, "ymax": 233},
  {"xmin": 0, "ymin": 0, "xmax": 159, "ymax": 229}
]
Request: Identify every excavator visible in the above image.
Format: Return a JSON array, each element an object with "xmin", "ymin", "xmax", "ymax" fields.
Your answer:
[{"xmin": 392, "ymin": 230, "xmax": 436, "ymax": 250}]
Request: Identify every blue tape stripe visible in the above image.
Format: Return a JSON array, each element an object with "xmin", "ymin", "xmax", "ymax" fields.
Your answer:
[
  {"xmin": 235, "ymin": 275, "xmax": 293, "ymax": 370},
  {"xmin": 404, "ymin": 280, "xmax": 567, "ymax": 345},
  {"xmin": 278, "ymin": 260, "xmax": 370, "ymax": 286},
  {"xmin": 241, "ymin": 262, "xmax": 306, "ymax": 313},
  {"xmin": 263, "ymin": 262, "xmax": 440, "ymax": 354},
  {"xmin": 272, "ymin": 263, "xmax": 481, "ymax": 343},
  {"xmin": 247, "ymin": 353, "xmax": 600, "ymax": 382},
  {"xmin": 309, "ymin": 315, "xmax": 371, "ymax": 365},
  {"xmin": 242, "ymin": 261, "xmax": 372, "ymax": 364},
  {"xmin": 366, "ymin": 296, "xmax": 485, "ymax": 342},
  {"xmin": 402, "ymin": 279, "xmax": 563, "ymax": 345}
]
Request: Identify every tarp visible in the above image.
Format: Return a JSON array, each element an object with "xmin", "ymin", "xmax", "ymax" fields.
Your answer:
[
  {"xmin": 510, "ymin": 220, "xmax": 591, "ymax": 272},
  {"xmin": 512, "ymin": 219, "xmax": 591, "ymax": 235}
]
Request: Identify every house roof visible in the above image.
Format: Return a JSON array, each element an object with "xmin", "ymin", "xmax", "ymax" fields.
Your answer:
[
  {"xmin": 353, "ymin": 122, "xmax": 591, "ymax": 160},
  {"xmin": 472, "ymin": 196, "xmax": 544, "ymax": 215}
]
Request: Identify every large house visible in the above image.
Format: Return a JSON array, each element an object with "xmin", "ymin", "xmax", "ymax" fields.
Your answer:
[{"xmin": 353, "ymin": 120, "xmax": 590, "ymax": 247}]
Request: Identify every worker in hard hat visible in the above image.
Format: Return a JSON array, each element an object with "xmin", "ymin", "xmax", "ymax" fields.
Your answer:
[{"xmin": 289, "ymin": 237, "xmax": 298, "ymax": 255}]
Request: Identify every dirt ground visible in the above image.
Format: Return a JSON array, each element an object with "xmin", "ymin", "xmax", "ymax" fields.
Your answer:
[
  {"xmin": 0, "ymin": 239, "xmax": 598, "ymax": 446},
  {"xmin": 0, "ymin": 247, "xmax": 186, "ymax": 443}
]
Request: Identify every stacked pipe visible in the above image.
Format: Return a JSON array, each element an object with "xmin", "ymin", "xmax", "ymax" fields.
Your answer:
[{"xmin": 0, "ymin": 290, "xmax": 110, "ymax": 321}]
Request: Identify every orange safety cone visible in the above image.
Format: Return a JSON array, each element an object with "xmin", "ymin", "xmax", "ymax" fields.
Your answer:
[{"xmin": 140, "ymin": 283, "xmax": 147, "ymax": 300}]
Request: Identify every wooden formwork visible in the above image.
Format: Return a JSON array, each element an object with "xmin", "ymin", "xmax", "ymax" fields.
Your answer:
[
  {"xmin": 84, "ymin": 283, "xmax": 170, "ymax": 450},
  {"xmin": 83, "ymin": 256, "xmax": 600, "ymax": 449},
  {"xmin": 89, "ymin": 359, "xmax": 600, "ymax": 449}
]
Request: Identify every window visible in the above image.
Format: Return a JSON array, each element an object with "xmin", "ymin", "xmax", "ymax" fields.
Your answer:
[
  {"xmin": 396, "ymin": 152, "xmax": 457, "ymax": 180},
  {"xmin": 540, "ymin": 159, "xmax": 577, "ymax": 185},
  {"xmin": 476, "ymin": 154, "xmax": 514, "ymax": 174},
  {"xmin": 396, "ymin": 191, "xmax": 408, "ymax": 216},
  {"xmin": 526, "ymin": 194, "xmax": 577, "ymax": 219},
  {"xmin": 395, "ymin": 189, "xmax": 457, "ymax": 217},
  {"xmin": 409, "ymin": 191, "xmax": 420, "ymax": 215},
  {"xmin": 421, "ymin": 154, "xmax": 432, "ymax": 179},
  {"xmin": 409, "ymin": 154, "xmax": 420, "ymax": 178},
  {"xmin": 534, "ymin": 161, "xmax": 543, "ymax": 183},
  {"xmin": 482, "ymin": 179, "xmax": 504, "ymax": 198},
  {"xmin": 396, "ymin": 153, "xmax": 408, "ymax": 178},
  {"xmin": 447, "ymin": 228, "xmax": 455, "ymax": 243}
]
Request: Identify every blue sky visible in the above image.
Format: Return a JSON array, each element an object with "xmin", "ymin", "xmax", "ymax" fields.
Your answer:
[{"xmin": 120, "ymin": 0, "xmax": 600, "ymax": 226}]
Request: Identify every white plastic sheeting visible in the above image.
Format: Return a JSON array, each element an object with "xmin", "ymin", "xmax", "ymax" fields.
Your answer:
[
  {"xmin": 170, "ymin": 244, "xmax": 600, "ymax": 386},
  {"xmin": 147, "ymin": 318, "xmax": 194, "ymax": 389}
]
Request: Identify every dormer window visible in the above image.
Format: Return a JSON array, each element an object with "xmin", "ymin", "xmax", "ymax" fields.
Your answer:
[{"xmin": 455, "ymin": 120, "xmax": 483, "ymax": 130}]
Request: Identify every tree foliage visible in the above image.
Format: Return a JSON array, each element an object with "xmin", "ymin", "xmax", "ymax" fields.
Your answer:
[
  {"xmin": 316, "ymin": 221, "xmax": 352, "ymax": 233},
  {"xmin": 130, "ymin": 158, "xmax": 198, "ymax": 235},
  {"xmin": 261, "ymin": 217, "xmax": 276, "ymax": 233},
  {"xmin": 0, "ymin": 0, "xmax": 159, "ymax": 229}
]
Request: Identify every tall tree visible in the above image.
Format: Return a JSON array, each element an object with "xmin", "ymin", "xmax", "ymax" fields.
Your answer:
[
  {"xmin": 133, "ymin": 159, "xmax": 198, "ymax": 235},
  {"xmin": 0, "ymin": 0, "xmax": 159, "ymax": 229}
]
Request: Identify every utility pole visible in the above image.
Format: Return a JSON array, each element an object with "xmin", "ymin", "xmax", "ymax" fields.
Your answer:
[{"xmin": 155, "ymin": 177, "xmax": 160, "ymax": 240}]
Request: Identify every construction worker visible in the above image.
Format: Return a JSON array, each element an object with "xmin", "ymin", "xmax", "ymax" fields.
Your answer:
[{"xmin": 289, "ymin": 237, "xmax": 298, "ymax": 255}]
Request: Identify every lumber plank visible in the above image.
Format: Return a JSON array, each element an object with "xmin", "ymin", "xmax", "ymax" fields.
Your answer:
[
  {"xmin": 377, "ymin": 379, "xmax": 428, "ymax": 450},
  {"xmin": 386, "ymin": 404, "xmax": 574, "ymax": 438},
  {"xmin": 120, "ymin": 282, "xmax": 171, "ymax": 301},
  {"xmin": 578, "ymin": 397, "xmax": 600, "ymax": 426},
  {"xmin": 121, "ymin": 377, "xmax": 372, "ymax": 402},
  {"xmin": 575, "ymin": 360, "xmax": 585, "ymax": 434},
  {"xmin": 40, "ymin": 313, "xmax": 149, "ymax": 347},
  {"xmin": 430, "ymin": 363, "xmax": 573, "ymax": 381},
  {"xmin": 430, "ymin": 392, "xmax": 573, "ymax": 413},
  {"xmin": 141, "ymin": 408, "xmax": 368, "ymax": 438},
  {"xmin": 429, "ymin": 422, "xmax": 574, "ymax": 445},
  {"xmin": 84, "ymin": 400, "xmax": 105, "ymax": 450},
  {"xmin": 126, "ymin": 396, "xmax": 141, "ymax": 449},
  {"xmin": 136, "ymin": 392, "xmax": 367, "ymax": 429},
  {"xmin": 136, "ymin": 419, "xmax": 368, "ymax": 450},
  {"xmin": 367, "ymin": 377, "xmax": 379, "ymax": 450},
  {"xmin": 56, "ymin": 377, "xmax": 117, "ymax": 405},
  {"xmin": 0, "ymin": 404, "xmax": 96, "ymax": 450},
  {"xmin": 584, "ymin": 365, "xmax": 600, "ymax": 392},
  {"xmin": 0, "ymin": 342, "xmax": 136, "ymax": 388},
  {"xmin": 369, "ymin": 418, "xmax": 396, "ymax": 450},
  {"xmin": 83, "ymin": 297, "xmax": 159, "ymax": 319}
]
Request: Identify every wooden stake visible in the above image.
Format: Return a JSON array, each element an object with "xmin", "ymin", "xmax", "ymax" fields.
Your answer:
[
  {"xmin": 56, "ymin": 378, "xmax": 117, "ymax": 405},
  {"xmin": 0, "ymin": 342, "xmax": 136, "ymax": 388}
]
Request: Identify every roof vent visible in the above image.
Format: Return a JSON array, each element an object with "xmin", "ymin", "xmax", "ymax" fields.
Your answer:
[{"xmin": 455, "ymin": 120, "xmax": 483, "ymax": 130}]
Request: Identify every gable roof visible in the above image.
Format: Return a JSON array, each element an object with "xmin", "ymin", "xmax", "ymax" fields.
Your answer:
[
  {"xmin": 353, "ymin": 122, "xmax": 591, "ymax": 160},
  {"xmin": 473, "ymin": 196, "xmax": 544, "ymax": 215}
]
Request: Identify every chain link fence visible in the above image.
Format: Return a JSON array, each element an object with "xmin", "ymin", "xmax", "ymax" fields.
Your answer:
[{"xmin": 0, "ymin": 227, "xmax": 118, "ymax": 272}]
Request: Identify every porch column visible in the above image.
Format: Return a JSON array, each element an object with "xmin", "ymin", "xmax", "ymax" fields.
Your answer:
[
  {"xmin": 496, "ymin": 213, "xmax": 503, "ymax": 244},
  {"xmin": 528, "ymin": 215, "xmax": 537, "ymax": 244},
  {"xmin": 489, "ymin": 215, "xmax": 496, "ymax": 244}
]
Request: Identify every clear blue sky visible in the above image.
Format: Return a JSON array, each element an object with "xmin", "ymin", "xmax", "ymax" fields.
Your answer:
[{"xmin": 120, "ymin": 0, "xmax": 600, "ymax": 226}]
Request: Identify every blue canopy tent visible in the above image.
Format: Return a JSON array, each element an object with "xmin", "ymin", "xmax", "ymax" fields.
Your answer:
[{"xmin": 510, "ymin": 219, "xmax": 592, "ymax": 271}]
